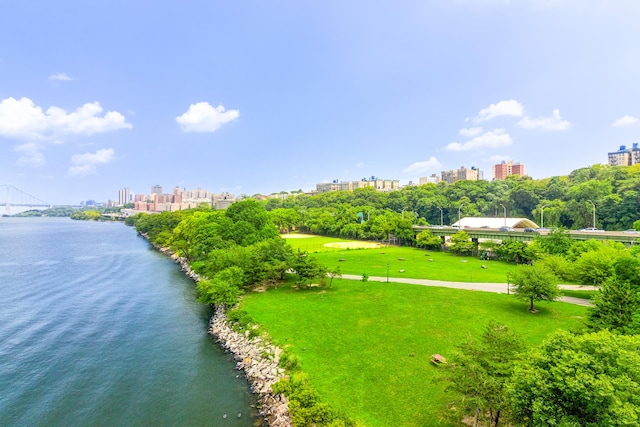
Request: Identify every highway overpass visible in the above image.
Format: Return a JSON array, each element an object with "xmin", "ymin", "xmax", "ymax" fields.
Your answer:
[{"xmin": 413, "ymin": 226, "xmax": 640, "ymax": 245}]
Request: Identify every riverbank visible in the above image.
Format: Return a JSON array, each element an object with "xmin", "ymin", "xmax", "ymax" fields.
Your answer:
[{"xmin": 149, "ymin": 239, "xmax": 292, "ymax": 427}]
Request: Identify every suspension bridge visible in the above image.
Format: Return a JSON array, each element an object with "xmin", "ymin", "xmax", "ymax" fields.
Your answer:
[{"xmin": 1, "ymin": 184, "xmax": 51, "ymax": 215}]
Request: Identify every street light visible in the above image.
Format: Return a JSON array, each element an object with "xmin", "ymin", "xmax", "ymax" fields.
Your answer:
[
  {"xmin": 587, "ymin": 200, "xmax": 596, "ymax": 229},
  {"xmin": 500, "ymin": 203, "xmax": 507, "ymax": 227},
  {"xmin": 540, "ymin": 204, "xmax": 548, "ymax": 229},
  {"xmin": 458, "ymin": 203, "xmax": 464, "ymax": 227},
  {"xmin": 437, "ymin": 206, "xmax": 444, "ymax": 227}
]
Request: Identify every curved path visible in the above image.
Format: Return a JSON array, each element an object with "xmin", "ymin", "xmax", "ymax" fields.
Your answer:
[{"xmin": 341, "ymin": 274, "xmax": 593, "ymax": 307}]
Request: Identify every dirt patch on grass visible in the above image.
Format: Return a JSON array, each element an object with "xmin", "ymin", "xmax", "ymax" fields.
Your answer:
[{"xmin": 323, "ymin": 241, "xmax": 383, "ymax": 249}]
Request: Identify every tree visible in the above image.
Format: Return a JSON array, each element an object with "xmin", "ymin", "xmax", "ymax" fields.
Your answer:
[
  {"xmin": 495, "ymin": 240, "xmax": 538, "ymax": 264},
  {"xmin": 510, "ymin": 264, "xmax": 560, "ymax": 312},
  {"xmin": 327, "ymin": 267, "xmax": 342, "ymax": 288},
  {"xmin": 507, "ymin": 330, "xmax": 640, "ymax": 426},
  {"xmin": 444, "ymin": 321, "xmax": 524, "ymax": 427},
  {"xmin": 449, "ymin": 231, "xmax": 475, "ymax": 255},
  {"xmin": 415, "ymin": 230, "xmax": 442, "ymax": 250},
  {"xmin": 197, "ymin": 266, "xmax": 244, "ymax": 307},
  {"xmin": 587, "ymin": 276, "xmax": 640, "ymax": 334}
]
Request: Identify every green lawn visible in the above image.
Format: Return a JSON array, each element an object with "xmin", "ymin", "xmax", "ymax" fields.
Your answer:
[
  {"xmin": 285, "ymin": 234, "xmax": 517, "ymax": 282},
  {"xmin": 240, "ymin": 279, "xmax": 588, "ymax": 427}
]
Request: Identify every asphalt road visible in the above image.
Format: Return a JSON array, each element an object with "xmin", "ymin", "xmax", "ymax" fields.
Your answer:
[{"xmin": 341, "ymin": 274, "xmax": 594, "ymax": 306}]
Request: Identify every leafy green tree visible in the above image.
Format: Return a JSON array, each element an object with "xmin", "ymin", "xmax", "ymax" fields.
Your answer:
[
  {"xmin": 574, "ymin": 245, "xmax": 619, "ymax": 287},
  {"xmin": 495, "ymin": 240, "xmax": 538, "ymax": 264},
  {"xmin": 197, "ymin": 266, "xmax": 244, "ymax": 306},
  {"xmin": 292, "ymin": 251, "xmax": 327, "ymax": 288},
  {"xmin": 444, "ymin": 321, "xmax": 524, "ymax": 427},
  {"xmin": 536, "ymin": 228, "xmax": 572, "ymax": 256},
  {"xmin": 415, "ymin": 230, "xmax": 442, "ymax": 250},
  {"xmin": 587, "ymin": 277, "xmax": 640, "ymax": 334},
  {"xmin": 510, "ymin": 264, "xmax": 560, "ymax": 312},
  {"xmin": 449, "ymin": 231, "xmax": 475, "ymax": 256},
  {"xmin": 507, "ymin": 330, "xmax": 640, "ymax": 426}
]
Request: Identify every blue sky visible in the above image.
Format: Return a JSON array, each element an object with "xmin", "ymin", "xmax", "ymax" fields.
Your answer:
[{"xmin": 1, "ymin": 0, "xmax": 639, "ymax": 205}]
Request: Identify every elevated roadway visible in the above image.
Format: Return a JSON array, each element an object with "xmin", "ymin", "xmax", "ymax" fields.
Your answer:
[{"xmin": 413, "ymin": 226, "xmax": 640, "ymax": 245}]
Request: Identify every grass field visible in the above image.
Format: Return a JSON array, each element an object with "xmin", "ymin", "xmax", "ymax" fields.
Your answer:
[
  {"xmin": 285, "ymin": 234, "xmax": 517, "ymax": 283},
  {"xmin": 241, "ymin": 278, "xmax": 588, "ymax": 426}
]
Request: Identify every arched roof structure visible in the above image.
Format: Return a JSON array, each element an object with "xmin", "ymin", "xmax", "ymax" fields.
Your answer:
[{"xmin": 451, "ymin": 217, "xmax": 539, "ymax": 229}]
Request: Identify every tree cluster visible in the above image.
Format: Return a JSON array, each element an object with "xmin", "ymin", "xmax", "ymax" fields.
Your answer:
[
  {"xmin": 263, "ymin": 164, "xmax": 640, "ymax": 233},
  {"xmin": 127, "ymin": 200, "xmax": 329, "ymax": 307}
]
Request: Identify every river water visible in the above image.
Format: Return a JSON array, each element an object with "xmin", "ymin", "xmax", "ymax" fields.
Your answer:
[{"xmin": 0, "ymin": 218, "xmax": 258, "ymax": 426}]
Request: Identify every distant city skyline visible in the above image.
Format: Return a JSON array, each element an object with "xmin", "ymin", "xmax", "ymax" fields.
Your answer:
[{"xmin": 1, "ymin": 1, "xmax": 639, "ymax": 205}]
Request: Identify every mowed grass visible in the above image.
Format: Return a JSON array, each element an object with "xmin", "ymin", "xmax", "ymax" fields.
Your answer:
[
  {"xmin": 284, "ymin": 234, "xmax": 517, "ymax": 282},
  {"xmin": 241, "ymin": 280, "xmax": 588, "ymax": 427}
]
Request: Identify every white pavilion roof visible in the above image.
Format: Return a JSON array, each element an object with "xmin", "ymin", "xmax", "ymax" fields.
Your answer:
[{"xmin": 451, "ymin": 217, "xmax": 539, "ymax": 229}]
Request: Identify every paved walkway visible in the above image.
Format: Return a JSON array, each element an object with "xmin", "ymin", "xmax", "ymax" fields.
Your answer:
[{"xmin": 341, "ymin": 274, "xmax": 593, "ymax": 306}]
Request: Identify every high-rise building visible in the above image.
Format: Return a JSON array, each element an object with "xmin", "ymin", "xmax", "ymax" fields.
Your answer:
[
  {"xmin": 118, "ymin": 187, "xmax": 130, "ymax": 206},
  {"xmin": 151, "ymin": 184, "xmax": 163, "ymax": 194},
  {"xmin": 608, "ymin": 143, "xmax": 640, "ymax": 166},
  {"xmin": 493, "ymin": 161, "xmax": 525, "ymax": 180},
  {"xmin": 315, "ymin": 177, "xmax": 400, "ymax": 193},
  {"xmin": 441, "ymin": 166, "xmax": 482, "ymax": 184},
  {"xmin": 419, "ymin": 174, "xmax": 440, "ymax": 185}
]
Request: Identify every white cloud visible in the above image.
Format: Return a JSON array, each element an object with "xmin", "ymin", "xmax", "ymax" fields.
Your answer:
[
  {"xmin": 459, "ymin": 127, "xmax": 483, "ymax": 137},
  {"xmin": 474, "ymin": 100, "xmax": 524, "ymax": 123},
  {"xmin": 48, "ymin": 73, "xmax": 72, "ymax": 81},
  {"xmin": 445, "ymin": 129, "xmax": 513, "ymax": 151},
  {"xmin": 612, "ymin": 115, "xmax": 638, "ymax": 127},
  {"xmin": 403, "ymin": 156, "xmax": 442, "ymax": 174},
  {"xmin": 355, "ymin": 162, "xmax": 366, "ymax": 168},
  {"xmin": 15, "ymin": 143, "xmax": 45, "ymax": 167},
  {"xmin": 176, "ymin": 102, "xmax": 239, "ymax": 133},
  {"xmin": 67, "ymin": 148, "xmax": 115, "ymax": 176},
  {"xmin": 517, "ymin": 109, "xmax": 570, "ymax": 130},
  {"xmin": 0, "ymin": 97, "xmax": 132, "ymax": 141}
]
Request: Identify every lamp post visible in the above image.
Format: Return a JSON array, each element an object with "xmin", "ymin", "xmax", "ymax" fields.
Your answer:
[
  {"xmin": 458, "ymin": 203, "xmax": 464, "ymax": 227},
  {"xmin": 540, "ymin": 204, "xmax": 548, "ymax": 229},
  {"xmin": 587, "ymin": 200, "xmax": 596, "ymax": 229},
  {"xmin": 500, "ymin": 203, "xmax": 507, "ymax": 227},
  {"xmin": 437, "ymin": 206, "xmax": 444, "ymax": 227}
]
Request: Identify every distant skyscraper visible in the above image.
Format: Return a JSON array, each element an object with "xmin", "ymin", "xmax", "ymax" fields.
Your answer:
[
  {"xmin": 608, "ymin": 143, "xmax": 640, "ymax": 166},
  {"xmin": 493, "ymin": 161, "xmax": 525, "ymax": 180},
  {"xmin": 151, "ymin": 185, "xmax": 163, "ymax": 194},
  {"xmin": 118, "ymin": 188, "xmax": 130, "ymax": 206},
  {"xmin": 441, "ymin": 166, "xmax": 482, "ymax": 184}
]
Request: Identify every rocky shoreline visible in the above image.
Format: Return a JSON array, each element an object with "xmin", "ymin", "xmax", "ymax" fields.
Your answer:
[{"xmin": 150, "ymin": 240, "xmax": 292, "ymax": 427}]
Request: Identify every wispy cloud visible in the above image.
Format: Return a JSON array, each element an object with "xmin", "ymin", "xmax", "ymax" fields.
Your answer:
[
  {"xmin": 459, "ymin": 127, "xmax": 483, "ymax": 137},
  {"xmin": 517, "ymin": 109, "xmax": 570, "ymax": 130},
  {"xmin": 48, "ymin": 72, "xmax": 72, "ymax": 81},
  {"xmin": 612, "ymin": 115, "xmax": 638, "ymax": 127},
  {"xmin": 473, "ymin": 100, "xmax": 524, "ymax": 123},
  {"xmin": 445, "ymin": 129, "xmax": 513, "ymax": 151},
  {"xmin": 67, "ymin": 148, "xmax": 115, "ymax": 176},
  {"xmin": 403, "ymin": 156, "xmax": 442, "ymax": 174},
  {"xmin": 176, "ymin": 102, "xmax": 239, "ymax": 133},
  {"xmin": 15, "ymin": 143, "xmax": 45, "ymax": 167}
]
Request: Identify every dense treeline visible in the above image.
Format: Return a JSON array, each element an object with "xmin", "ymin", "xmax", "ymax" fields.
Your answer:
[
  {"xmin": 126, "ymin": 200, "xmax": 330, "ymax": 306},
  {"xmin": 263, "ymin": 164, "xmax": 640, "ymax": 234}
]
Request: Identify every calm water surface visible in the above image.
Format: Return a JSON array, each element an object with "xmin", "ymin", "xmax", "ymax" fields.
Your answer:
[{"xmin": 0, "ymin": 218, "xmax": 258, "ymax": 426}]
